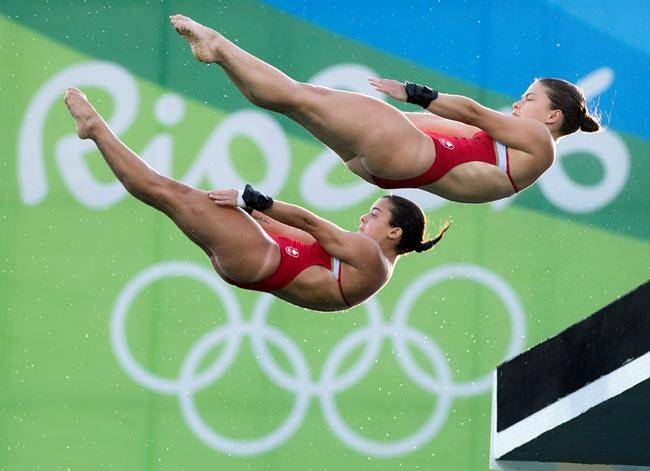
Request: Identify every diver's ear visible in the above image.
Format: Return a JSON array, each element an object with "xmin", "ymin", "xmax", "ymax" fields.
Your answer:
[
  {"xmin": 387, "ymin": 226, "xmax": 402, "ymax": 241},
  {"xmin": 547, "ymin": 109, "xmax": 562, "ymax": 126}
]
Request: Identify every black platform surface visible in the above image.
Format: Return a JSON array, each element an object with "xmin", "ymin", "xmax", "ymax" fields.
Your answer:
[
  {"xmin": 491, "ymin": 281, "xmax": 650, "ymax": 468},
  {"xmin": 500, "ymin": 373, "xmax": 650, "ymax": 465},
  {"xmin": 497, "ymin": 281, "xmax": 650, "ymax": 431}
]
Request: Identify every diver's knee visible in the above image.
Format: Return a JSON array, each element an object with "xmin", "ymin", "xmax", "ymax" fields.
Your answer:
[{"xmin": 290, "ymin": 83, "xmax": 332, "ymax": 113}]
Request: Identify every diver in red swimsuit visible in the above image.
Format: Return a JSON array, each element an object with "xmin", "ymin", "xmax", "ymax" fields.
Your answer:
[
  {"xmin": 170, "ymin": 14, "xmax": 601, "ymax": 204},
  {"xmin": 230, "ymin": 232, "xmax": 350, "ymax": 307},
  {"xmin": 207, "ymin": 185, "xmax": 449, "ymax": 311},
  {"xmin": 370, "ymin": 129, "xmax": 519, "ymax": 194},
  {"xmin": 63, "ymin": 89, "xmax": 449, "ymax": 312}
]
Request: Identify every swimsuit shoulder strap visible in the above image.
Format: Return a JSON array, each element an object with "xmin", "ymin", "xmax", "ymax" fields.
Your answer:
[{"xmin": 330, "ymin": 257, "xmax": 351, "ymax": 307}]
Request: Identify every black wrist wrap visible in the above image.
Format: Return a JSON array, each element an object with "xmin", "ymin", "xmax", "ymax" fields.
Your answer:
[
  {"xmin": 242, "ymin": 184, "xmax": 274, "ymax": 211},
  {"xmin": 405, "ymin": 81, "xmax": 439, "ymax": 108}
]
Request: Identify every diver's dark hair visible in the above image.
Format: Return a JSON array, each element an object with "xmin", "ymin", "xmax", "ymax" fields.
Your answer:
[
  {"xmin": 536, "ymin": 78, "xmax": 601, "ymax": 136},
  {"xmin": 381, "ymin": 195, "xmax": 450, "ymax": 255}
]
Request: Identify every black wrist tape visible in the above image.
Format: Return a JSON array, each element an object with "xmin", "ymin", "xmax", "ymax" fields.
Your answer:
[
  {"xmin": 405, "ymin": 81, "xmax": 439, "ymax": 108},
  {"xmin": 242, "ymin": 184, "xmax": 274, "ymax": 211}
]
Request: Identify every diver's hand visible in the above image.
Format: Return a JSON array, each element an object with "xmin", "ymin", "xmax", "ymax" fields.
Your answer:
[
  {"xmin": 208, "ymin": 189, "xmax": 238, "ymax": 207},
  {"xmin": 368, "ymin": 78, "xmax": 408, "ymax": 102},
  {"xmin": 209, "ymin": 185, "xmax": 274, "ymax": 211}
]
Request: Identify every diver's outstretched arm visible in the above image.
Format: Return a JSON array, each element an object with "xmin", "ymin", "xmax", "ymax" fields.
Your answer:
[
  {"xmin": 249, "ymin": 210, "xmax": 316, "ymax": 244},
  {"xmin": 208, "ymin": 189, "xmax": 377, "ymax": 268},
  {"xmin": 370, "ymin": 77, "xmax": 554, "ymax": 156}
]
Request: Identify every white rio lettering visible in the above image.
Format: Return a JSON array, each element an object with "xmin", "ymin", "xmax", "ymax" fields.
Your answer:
[
  {"xmin": 19, "ymin": 61, "xmax": 138, "ymax": 208},
  {"xmin": 18, "ymin": 61, "xmax": 289, "ymax": 209}
]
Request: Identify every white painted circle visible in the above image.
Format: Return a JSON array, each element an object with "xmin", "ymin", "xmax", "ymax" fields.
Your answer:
[{"xmin": 154, "ymin": 93, "xmax": 186, "ymax": 126}]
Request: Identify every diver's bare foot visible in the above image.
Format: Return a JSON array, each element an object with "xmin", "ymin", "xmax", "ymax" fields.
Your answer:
[
  {"xmin": 63, "ymin": 88, "xmax": 104, "ymax": 139},
  {"xmin": 170, "ymin": 14, "xmax": 222, "ymax": 63}
]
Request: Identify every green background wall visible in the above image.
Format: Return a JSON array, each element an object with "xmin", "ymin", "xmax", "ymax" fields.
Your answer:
[{"xmin": 1, "ymin": 1, "xmax": 648, "ymax": 469}]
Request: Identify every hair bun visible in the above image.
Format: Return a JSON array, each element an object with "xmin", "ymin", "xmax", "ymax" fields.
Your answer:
[{"xmin": 580, "ymin": 113, "xmax": 601, "ymax": 133}]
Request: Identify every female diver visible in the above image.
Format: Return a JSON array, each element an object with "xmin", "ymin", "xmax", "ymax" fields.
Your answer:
[
  {"xmin": 63, "ymin": 88, "xmax": 448, "ymax": 312},
  {"xmin": 170, "ymin": 14, "xmax": 600, "ymax": 203}
]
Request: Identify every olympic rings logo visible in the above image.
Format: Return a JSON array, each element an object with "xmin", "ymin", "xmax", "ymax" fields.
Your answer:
[{"xmin": 110, "ymin": 262, "xmax": 525, "ymax": 457}]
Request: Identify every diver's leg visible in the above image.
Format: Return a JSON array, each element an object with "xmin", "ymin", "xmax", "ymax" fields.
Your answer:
[
  {"xmin": 170, "ymin": 15, "xmax": 434, "ymax": 178},
  {"xmin": 63, "ymin": 88, "xmax": 279, "ymax": 282}
]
